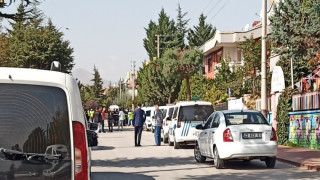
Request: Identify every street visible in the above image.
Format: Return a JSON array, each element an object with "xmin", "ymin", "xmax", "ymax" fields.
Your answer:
[{"xmin": 91, "ymin": 126, "xmax": 319, "ymax": 180}]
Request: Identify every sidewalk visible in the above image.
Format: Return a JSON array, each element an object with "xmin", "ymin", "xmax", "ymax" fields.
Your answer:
[{"xmin": 277, "ymin": 145, "xmax": 320, "ymax": 171}]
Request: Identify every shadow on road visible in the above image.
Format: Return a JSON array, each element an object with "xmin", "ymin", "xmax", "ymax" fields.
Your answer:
[
  {"xmin": 180, "ymin": 168, "xmax": 319, "ymax": 180},
  {"xmin": 91, "ymin": 146, "xmax": 115, "ymax": 151},
  {"xmin": 91, "ymin": 172, "xmax": 154, "ymax": 180},
  {"xmin": 92, "ymin": 156, "xmax": 196, "ymax": 168}
]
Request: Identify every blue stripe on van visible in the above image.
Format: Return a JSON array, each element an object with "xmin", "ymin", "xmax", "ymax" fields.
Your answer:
[
  {"xmin": 185, "ymin": 121, "xmax": 191, "ymax": 136},
  {"xmin": 181, "ymin": 120, "xmax": 186, "ymax": 136}
]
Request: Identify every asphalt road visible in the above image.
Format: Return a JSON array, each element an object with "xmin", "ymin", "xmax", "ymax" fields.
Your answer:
[{"xmin": 91, "ymin": 126, "xmax": 319, "ymax": 180}]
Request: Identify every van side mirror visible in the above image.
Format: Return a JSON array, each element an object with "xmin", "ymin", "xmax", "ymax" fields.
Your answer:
[
  {"xmin": 166, "ymin": 117, "xmax": 171, "ymax": 121},
  {"xmin": 86, "ymin": 130, "xmax": 98, "ymax": 147},
  {"xmin": 195, "ymin": 124, "xmax": 203, "ymax": 130}
]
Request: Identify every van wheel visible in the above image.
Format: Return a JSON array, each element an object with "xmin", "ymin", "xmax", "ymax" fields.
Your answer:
[
  {"xmin": 194, "ymin": 143, "xmax": 206, "ymax": 163},
  {"xmin": 174, "ymin": 137, "xmax": 181, "ymax": 149},
  {"xmin": 265, "ymin": 157, "xmax": 276, "ymax": 168},
  {"xmin": 213, "ymin": 147, "xmax": 224, "ymax": 169},
  {"xmin": 164, "ymin": 137, "xmax": 168, "ymax": 143}
]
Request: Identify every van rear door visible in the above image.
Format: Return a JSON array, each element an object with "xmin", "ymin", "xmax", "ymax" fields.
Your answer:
[{"xmin": 0, "ymin": 84, "xmax": 72, "ymax": 179}]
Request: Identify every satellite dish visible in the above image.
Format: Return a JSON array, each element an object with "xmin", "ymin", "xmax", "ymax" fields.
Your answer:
[{"xmin": 244, "ymin": 24, "xmax": 249, "ymax": 31}]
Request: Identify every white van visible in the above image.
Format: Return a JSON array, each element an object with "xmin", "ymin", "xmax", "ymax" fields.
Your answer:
[
  {"xmin": 160, "ymin": 105, "xmax": 175, "ymax": 143},
  {"xmin": 168, "ymin": 101, "xmax": 214, "ymax": 149},
  {"xmin": 0, "ymin": 63, "xmax": 95, "ymax": 179},
  {"xmin": 141, "ymin": 106, "xmax": 155, "ymax": 131}
]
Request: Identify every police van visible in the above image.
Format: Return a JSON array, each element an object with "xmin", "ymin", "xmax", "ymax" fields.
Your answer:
[
  {"xmin": 0, "ymin": 62, "xmax": 96, "ymax": 179},
  {"xmin": 168, "ymin": 101, "xmax": 214, "ymax": 149}
]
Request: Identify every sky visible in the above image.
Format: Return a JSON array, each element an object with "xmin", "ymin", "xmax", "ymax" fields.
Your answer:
[{"xmin": 2, "ymin": 0, "xmax": 266, "ymax": 84}]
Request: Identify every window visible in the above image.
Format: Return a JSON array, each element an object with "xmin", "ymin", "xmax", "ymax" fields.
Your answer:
[
  {"xmin": 211, "ymin": 114, "xmax": 220, "ymax": 128},
  {"xmin": 172, "ymin": 107, "xmax": 179, "ymax": 119},
  {"xmin": 224, "ymin": 111, "xmax": 269, "ymax": 125},
  {"xmin": 178, "ymin": 105, "xmax": 214, "ymax": 122},
  {"xmin": 204, "ymin": 114, "xmax": 214, "ymax": 129},
  {"xmin": 208, "ymin": 54, "xmax": 213, "ymax": 72}
]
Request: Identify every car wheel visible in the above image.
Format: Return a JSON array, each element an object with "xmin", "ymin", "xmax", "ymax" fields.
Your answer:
[
  {"xmin": 213, "ymin": 147, "xmax": 224, "ymax": 169},
  {"xmin": 174, "ymin": 137, "xmax": 180, "ymax": 149},
  {"xmin": 194, "ymin": 143, "xmax": 206, "ymax": 163},
  {"xmin": 265, "ymin": 157, "xmax": 276, "ymax": 168}
]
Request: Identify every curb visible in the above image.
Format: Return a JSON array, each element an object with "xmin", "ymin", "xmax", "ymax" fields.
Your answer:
[{"xmin": 277, "ymin": 157, "xmax": 320, "ymax": 172}]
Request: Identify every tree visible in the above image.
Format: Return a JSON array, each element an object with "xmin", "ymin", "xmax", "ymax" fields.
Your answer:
[
  {"xmin": 0, "ymin": 0, "xmax": 37, "ymax": 19},
  {"xmin": 0, "ymin": 18, "xmax": 9, "ymax": 66},
  {"xmin": 90, "ymin": 66, "xmax": 105, "ymax": 105},
  {"xmin": 269, "ymin": 0, "xmax": 319, "ymax": 78},
  {"xmin": 6, "ymin": 3, "xmax": 74, "ymax": 72},
  {"xmin": 175, "ymin": 3, "xmax": 189, "ymax": 50},
  {"xmin": 178, "ymin": 73, "xmax": 212, "ymax": 101},
  {"xmin": 187, "ymin": 13, "xmax": 216, "ymax": 47},
  {"xmin": 143, "ymin": 8, "xmax": 177, "ymax": 60},
  {"xmin": 162, "ymin": 47, "xmax": 203, "ymax": 101}
]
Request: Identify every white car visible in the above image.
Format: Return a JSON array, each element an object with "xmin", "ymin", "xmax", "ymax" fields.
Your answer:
[
  {"xmin": 160, "ymin": 105, "xmax": 175, "ymax": 143},
  {"xmin": 194, "ymin": 110, "xmax": 278, "ymax": 169},
  {"xmin": 168, "ymin": 101, "xmax": 214, "ymax": 149},
  {"xmin": 0, "ymin": 62, "xmax": 95, "ymax": 179},
  {"xmin": 142, "ymin": 106, "xmax": 154, "ymax": 131}
]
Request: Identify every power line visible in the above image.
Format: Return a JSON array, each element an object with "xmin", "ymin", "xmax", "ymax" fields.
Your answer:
[
  {"xmin": 202, "ymin": 0, "xmax": 215, "ymax": 13},
  {"xmin": 205, "ymin": 0, "xmax": 222, "ymax": 17},
  {"xmin": 208, "ymin": 0, "xmax": 230, "ymax": 23}
]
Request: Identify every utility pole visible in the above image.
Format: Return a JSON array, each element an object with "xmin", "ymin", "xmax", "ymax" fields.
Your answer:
[
  {"xmin": 131, "ymin": 61, "xmax": 136, "ymax": 110},
  {"xmin": 155, "ymin": 34, "xmax": 160, "ymax": 59},
  {"xmin": 261, "ymin": 0, "xmax": 267, "ymax": 117},
  {"xmin": 119, "ymin": 78, "xmax": 122, "ymax": 102}
]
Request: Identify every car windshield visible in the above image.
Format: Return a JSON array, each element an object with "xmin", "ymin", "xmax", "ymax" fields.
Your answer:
[
  {"xmin": 0, "ymin": 84, "xmax": 71, "ymax": 179},
  {"xmin": 224, "ymin": 111, "xmax": 269, "ymax": 125},
  {"xmin": 179, "ymin": 105, "xmax": 214, "ymax": 122}
]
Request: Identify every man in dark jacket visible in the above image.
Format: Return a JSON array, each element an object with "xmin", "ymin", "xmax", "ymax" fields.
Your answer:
[{"xmin": 133, "ymin": 103, "xmax": 145, "ymax": 146}]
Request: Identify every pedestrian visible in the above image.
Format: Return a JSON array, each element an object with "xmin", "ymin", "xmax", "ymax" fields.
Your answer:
[
  {"xmin": 133, "ymin": 103, "xmax": 145, "ymax": 147},
  {"xmin": 101, "ymin": 107, "xmax": 106, "ymax": 133},
  {"xmin": 118, "ymin": 108, "xmax": 125, "ymax": 131},
  {"xmin": 89, "ymin": 109, "xmax": 94, "ymax": 122},
  {"xmin": 154, "ymin": 105, "xmax": 163, "ymax": 146},
  {"xmin": 93, "ymin": 107, "xmax": 103, "ymax": 133},
  {"xmin": 107, "ymin": 108, "xmax": 113, "ymax": 132},
  {"xmin": 128, "ymin": 110, "xmax": 133, "ymax": 126}
]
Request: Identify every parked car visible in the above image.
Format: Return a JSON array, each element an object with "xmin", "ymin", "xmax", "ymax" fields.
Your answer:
[
  {"xmin": 194, "ymin": 110, "xmax": 278, "ymax": 169},
  {"xmin": 160, "ymin": 105, "xmax": 175, "ymax": 143},
  {"xmin": 142, "ymin": 106, "xmax": 155, "ymax": 131},
  {"xmin": 168, "ymin": 101, "xmax": 214, "ymax": 149},
  {"xmin": 0, "ymin": 62, "xmax": 96, "ymax": 180}
]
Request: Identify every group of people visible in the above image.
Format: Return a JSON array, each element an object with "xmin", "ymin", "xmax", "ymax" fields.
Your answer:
[
  {"xmin": 86, "ymin": 107, "xmax": 135, "ymax": 133},
  {"xmin": 86, "ymin": 103, "xmax": 163, "ymax": 147}
]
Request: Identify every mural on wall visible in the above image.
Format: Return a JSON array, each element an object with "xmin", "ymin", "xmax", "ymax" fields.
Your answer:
[{"xmin": 289, "ymin": 114, "xmax": 320, "ymax": 150}]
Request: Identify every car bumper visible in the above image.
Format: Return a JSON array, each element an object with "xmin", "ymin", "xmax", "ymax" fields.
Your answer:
[{"xmin": 218, "ymin": 142, "xmax": 278, "ymax": 159}]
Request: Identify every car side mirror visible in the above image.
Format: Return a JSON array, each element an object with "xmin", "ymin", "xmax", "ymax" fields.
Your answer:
[
  {"xmin": 86, "ymin": 130, "xmax": 98, "ymax": 147},
  {"xmin": 195, "ymin": 124, "xmax": 203, "ymax": 130}
]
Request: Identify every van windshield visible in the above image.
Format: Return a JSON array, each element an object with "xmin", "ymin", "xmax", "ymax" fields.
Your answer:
[
  {"xmin": 179, "ymin": 105, "xmax": 214, "ymax": 122},
  {"xmin": 0, "ymin": 84, "xmax": 71, "ymax": 179}
]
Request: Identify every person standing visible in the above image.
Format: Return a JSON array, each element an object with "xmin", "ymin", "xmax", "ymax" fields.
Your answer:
[
  {"xmin": 133, "ymin": 103, "xmax": 145, "ymax": 147},
  {"xmin": 93, "ymin": 107, "xmax": 103, "ymax": 133},
  {"xmin": 154, "ymin": 105, "xmax": 163, "ymax": 146},
  {"xmin": 101, "ymin": 107, "xmax": 106, "ymax": 133},
  {"xmin": 118, "ymin": 108, "xmax": 125, "ymax": 131},
  {"xmin": 107, "ymin": 108, "xmax": 113, "ymax": 132},
  {"xmin": 128, "ymin": 110, "xmax": 133, "ymax": 126}
]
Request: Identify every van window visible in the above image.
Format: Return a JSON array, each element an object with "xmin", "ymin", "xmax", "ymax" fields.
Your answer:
[
  {"xmin": 0, "ymin": 84, "xmax": 71, "ymax": 179},
  {"xmin": 172, "ymin": 107, "xmax": 179, "ymax": 119},
  {"xmin": 168, "ymin": 107, "xmax": 174, "ymax": 118},
  {"xmin": 145, "ymin": 110, "xmax": 151, "ymax": 117},
  {"xmin": 178, "ymin": 105, "xmax": 214, "ymax": 122}
]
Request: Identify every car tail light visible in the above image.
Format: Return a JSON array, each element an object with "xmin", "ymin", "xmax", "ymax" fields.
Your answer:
[
  {"xmin": 177, "ymin": 118, "xmax": 181, "ymax": 128},
  {"xmin": 270, "ymin": 127, "xmax": 277, "ymax": 141},
  {"xmin": 73, "ymin": 121, "xmax": 88, "ymax": 180},
  {"xmin": 223, "ymin": 128, "xmax": 233, "ymax": 142}
]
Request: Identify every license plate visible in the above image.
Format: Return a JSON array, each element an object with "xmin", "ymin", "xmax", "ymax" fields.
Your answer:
[{"xmin": 242, "ymin": 132, "xmax": 262, "ymax": 139}]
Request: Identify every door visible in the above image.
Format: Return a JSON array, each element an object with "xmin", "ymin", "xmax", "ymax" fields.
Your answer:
[
  {"xmin": 198, "ymin": 113, "xmax": 214, "ymax": 156},
  {"xmin": 207, "ymin": 112, "xmax": 221, "ymax": 157}
]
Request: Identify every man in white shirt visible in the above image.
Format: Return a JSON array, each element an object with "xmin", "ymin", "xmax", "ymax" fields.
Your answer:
[{"xmin": 118, "ymin": 108, "xmax": 125, "ymax": 131}]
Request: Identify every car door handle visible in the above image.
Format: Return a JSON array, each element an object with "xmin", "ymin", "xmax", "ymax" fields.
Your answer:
[
  {"xmin": 204, "ymin": 132, "xmax": 207, "ymax": 134},
  {"xmin": 211, "ymin": 132, "xmax": 215, "ymax": 134}
]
